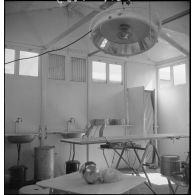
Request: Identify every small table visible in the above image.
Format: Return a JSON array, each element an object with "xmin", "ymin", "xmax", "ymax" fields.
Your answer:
[{"xmin": 37, "ymin": 172, "xmax": 146, "ymax": 194}]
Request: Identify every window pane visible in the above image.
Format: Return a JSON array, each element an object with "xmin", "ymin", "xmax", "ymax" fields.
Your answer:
[
  {"xmin": 19, "ymin": 51, "xmax": 39, "ymax": 77},
  {"xmin": 109, "ymin": 64, "xmax": 122, "ymax": 83},
  {"xmin": 159, "ymin": 67, "xmax": 170, "ymax": 80},
  {"xmin": 159, "ymin": 67, "xmax": 171, "ymax": 88},
  {"xmin": 92, "ymin": 61, "xmax": 106, "ymax": 81},
  {"xmin": 5, "ymin": 48, "xmax": 15, "ymax": 74},
  {"xmin": 48, "ymin": 54, "xmax": 65, "ymax": 80},
  {"xmin": 71, "ymin": 57, "xmax": 87, "ymax": 82},
  {"xmin": 173, "ymin": 64, "xmax": 186, "ymax": 85}
]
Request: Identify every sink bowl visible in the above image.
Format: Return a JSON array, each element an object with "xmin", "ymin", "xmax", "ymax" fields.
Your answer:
[
  {"xmin": 60, "ymin": 131, "xmax": 86, "ymax": 139},
  {"xmin": 5, "ymin": 133, "xmax": 38, "ymax": 144}
]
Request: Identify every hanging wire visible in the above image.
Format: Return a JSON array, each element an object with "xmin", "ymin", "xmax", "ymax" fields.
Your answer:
[{"xmin": 5, "ymin": 30, "xmax": 92, "ymax": 65}]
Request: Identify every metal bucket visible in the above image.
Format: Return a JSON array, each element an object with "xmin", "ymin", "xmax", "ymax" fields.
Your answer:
[
  {"xmin": 9, "ymin": 165, "xmax": 27, "ymax": 189},
  {"xmin": 160, "ymin": 155, "xmax": 180, "ymax": 177},
  {"xmin": 34, "ymin": 146, "xmax": 55, "ymax": 181},
  {"xmin": 66, "ymin": 160, "xmax": 80, "ymax": 174},
  {"xmin": 183, "ymin": 162, "xmax": 189, "ymax": 184}
]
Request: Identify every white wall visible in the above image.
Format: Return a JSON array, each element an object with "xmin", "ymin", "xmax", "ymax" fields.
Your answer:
[
  {"xmin": 5, "ymin": 75, "xmax": 41, "ymax": 180},
  {"xmin": 157, "ymin": 61, "xmax": 189, "ymax": 161},
  {"xmin": 126, "ymin": 61, "xmax": 156, "ymax": 89}
]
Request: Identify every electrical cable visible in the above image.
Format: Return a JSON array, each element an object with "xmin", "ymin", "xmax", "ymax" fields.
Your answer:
[{"xmin": 5, "ymin": 30, "xmax": 92, "ymax": 65}]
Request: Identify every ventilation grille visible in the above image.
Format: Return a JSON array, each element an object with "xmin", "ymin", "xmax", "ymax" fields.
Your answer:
[
  {"xmin": 71, "ymin": 57, "xmax": 87, "ymax": 82},
  {"xmin": 48, "ymin": 54, "xmax": 65, "ymax": 80}
]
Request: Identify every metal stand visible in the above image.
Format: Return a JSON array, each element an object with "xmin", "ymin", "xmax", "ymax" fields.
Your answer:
[
  {"xmin": 17, "ymin": 143, "xmax": 21, "ymax": 166},
  {"xmin": 100, "ymin": 139, "xmax": 160, "ymax": 194}
]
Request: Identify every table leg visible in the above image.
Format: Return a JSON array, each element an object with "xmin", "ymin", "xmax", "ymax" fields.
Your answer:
[
  {"xmin": 133, "ymin": 147, "xmax": 152, "ymax": 187},
  {"xmin": 113, "ymin": 148, "xmax": 138, "ymax": 175},
  {"xmin": 138, "ymin": 141, "xmax": 151, "ymax": 171},
  {"xmin": 151, "ymin": 142, "xmax": 160, "ymax": 162},
  {"xmin": 130, "ymin": 142, "xmax": 157, "ymax": 194},
  {"xmin": 102, "ymin": 149, "xmax": 110, "ymax": 168},
  {"xmin": 86, "ymin": 144, "xmax": 89, "ymax": 161},
  {"xmin": 167, "ymin": 178, "xmax": 175, "ymax": 194},
  {"xmin": 115, "ymin": 148, "xmax": 125, "ymax": 169}
]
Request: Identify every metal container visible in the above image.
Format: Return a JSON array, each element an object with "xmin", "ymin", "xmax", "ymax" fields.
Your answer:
[
  {"xmin": 160, "ymin": 155, "xmax": 180, "ymax": 176},
  {"xmin": 66, "ymin": 160, "xmax": 80, "ymax": 174},
  {"xmin": 34, "ymin": 146, "xmax": 55, "ymax": 181},
  {"xmin": 61, "ymin": 132, "xmax": 85, "ymax": 139},
  {"xmin": 9, "ymin": 165, "xmax": 27, "ymax": 189},
  {"xmin": 183, "ymin": 162, "xmax": 189, "ymax": 184}
]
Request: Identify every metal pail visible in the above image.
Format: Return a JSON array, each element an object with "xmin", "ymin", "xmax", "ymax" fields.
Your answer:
[{"xmin": 160, "ymin": 155, "xmax": 180, "ymax": 176}]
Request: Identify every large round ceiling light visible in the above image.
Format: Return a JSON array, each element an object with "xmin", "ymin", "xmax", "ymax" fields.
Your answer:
[{"xmin": 90, "ymin": 7, "xmax": 161, "ymax": 57}]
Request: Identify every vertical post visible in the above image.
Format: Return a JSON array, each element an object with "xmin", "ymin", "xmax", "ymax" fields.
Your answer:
[
  {"xmin": 154, "ymin": 66, "xmax": 159, "ymax": 166},
  {"xmin": 124, "ymin": 61, "xmax": 128, "ymax": 136},
  {"xmin": 86, "ymin": 57, "xmax": 90, "ymax": 161},
  {"xmin": 40, "ymin": 52, "xmax": 48, "ymax": 146}
]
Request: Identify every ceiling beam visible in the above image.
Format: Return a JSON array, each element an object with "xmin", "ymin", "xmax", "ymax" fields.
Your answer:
[
  {"xmin": 159, "ymin": 30, "xmax": 189, "ymax": 56},
  {"xmin": 6, "ymin": 6, "xmax": 62, "ymax": 16},
  {"xmin": 88, "ymin": 49, "xmax": 101, "ymax": 57},
  {"xmin": 155, "ymin": 55, "xmax": 186, "ymax": 66},
  {"xmin": 44, "ymin": 2, "xmax": 116, "ymax": 49},
  {"xmin": 161, "ymin": 9, "xmax": 190, "ymax": 25}
]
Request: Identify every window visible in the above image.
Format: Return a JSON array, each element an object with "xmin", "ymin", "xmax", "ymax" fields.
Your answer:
[
  {"xmin": 5, "ymin": 48, "xmax": 15, "ymax": 74},
  {"xmin": 173, "ymin": 64, "xmax": 186, "ymax": 85},
  {"xmin": 71, "ymin": 57, "xmax": 87, "ymax": 82},
  {"xmin": 48, "ymin": 54, "xmax": 65, "ymax": 80},
  {"xmin": 159, "ymin": 66, "xmax": 171, "ymax": 88},
  {"xmin": 92, "ymin": 61, "xmax": 106, "ymax": 82},
  {"xmin": 19, "ymin": 51, "xmax": 39, "ymax": 77},
  {"xmin": 109, "ymin": 64, "xmax": 122, "ymax": 83}
]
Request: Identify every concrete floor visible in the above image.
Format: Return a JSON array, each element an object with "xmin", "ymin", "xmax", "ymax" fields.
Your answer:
[{"xmin": 5, "ymin": 169, "xmax": 189, "ymax": 194}]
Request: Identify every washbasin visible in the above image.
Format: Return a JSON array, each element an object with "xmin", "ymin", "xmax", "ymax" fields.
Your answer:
[
  {"xmin": 5, "ymin": 133, "xmax": 38, "ymax": 144},
  {"xmin": 60, "ymin": 131, "xmax": 86, "ymax": 139}
]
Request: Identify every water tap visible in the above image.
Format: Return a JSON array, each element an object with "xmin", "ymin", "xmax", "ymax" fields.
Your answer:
[
  {"xmin": 15, "ymin": 117, "xmax": 23, "ymax": 133},
  {"xmin": 67, "ymin": 117, "xmax": 76, "ymax": 131}
]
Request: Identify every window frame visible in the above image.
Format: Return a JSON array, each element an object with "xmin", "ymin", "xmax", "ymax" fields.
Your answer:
[
  {"xmin": 5, "ymin": 48, "xmax": 16, "ymax": 75},
  {"xmin": 70, "ymin": 56, "xmax": 87, "ymax": 83},
  {"xmin": 172, "ymin": 63, "xmax": 187, "ymax": 86},
  {"xmin": 48, "ymin": 53, "xmax": 66, "ymax": 81},
  {"xmin": 91, "ymin": 60, "xmax": 107, "ymax": 83},
  {"xmin": 18, "ymin": 50, "xmax": 40, "ymax": 77},
  {"xmin": 158, "ymin": 66, "xmax": 172, "ymax": 89},
  {"xmin": 108, "ymin": 63, "xmax": 123, "ymax": 84},
  {"xmin": 90, "ymin": 57, "xmax": 124, "ymax": 85},
  {"xmin": 5, "ymin": 46, "xmax": 40, "ymax": 78},
  {"xmin": 157, "ymin": 60, "xmax": 187, "ymax": 89}
]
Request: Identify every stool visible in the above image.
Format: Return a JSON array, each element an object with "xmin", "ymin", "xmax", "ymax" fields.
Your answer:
[{"xmin": 19, "ymin": 185, "xmax": 50, "ymax": 194}]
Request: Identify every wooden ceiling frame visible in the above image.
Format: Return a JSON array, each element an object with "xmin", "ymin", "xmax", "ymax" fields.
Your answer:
[
  {"xmin": 88, "ymin": 9, "xmax": 190, "ymax": 57},
  {"xmin": 155, "ymin": 55, "xmax": 186, "ymax": 66},
  {"xmin": 159, "ymin": 30, "xmax": 189, "ymax": 56},
  {"xmin": 44, "ymin": 2, "xmax": 116, "ymax": 50}
]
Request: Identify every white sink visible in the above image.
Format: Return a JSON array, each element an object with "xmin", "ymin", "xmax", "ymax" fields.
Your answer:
[{"xmin": 5, "ymin": 133, "xmax": 38, "ymax": 144}]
